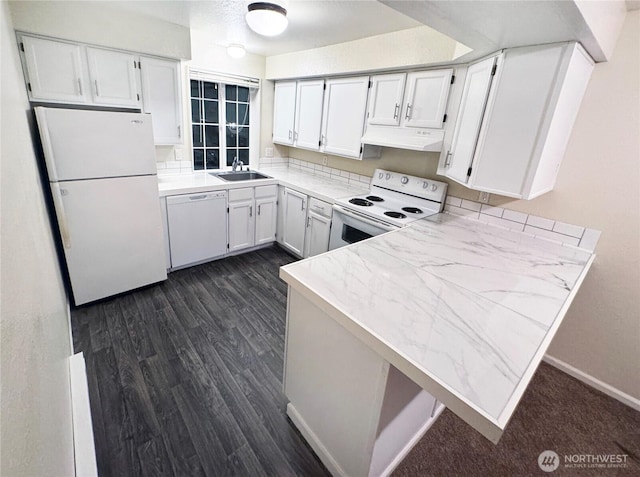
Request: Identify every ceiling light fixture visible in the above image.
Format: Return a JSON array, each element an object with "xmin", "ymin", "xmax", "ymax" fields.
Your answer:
[
  {"xmin": 227, "ymin": 44, "xmax": 246, "ymax": 58},
  {"xmin": 246, "ymin": 2, "xmax": 288, "ymax": 37}
]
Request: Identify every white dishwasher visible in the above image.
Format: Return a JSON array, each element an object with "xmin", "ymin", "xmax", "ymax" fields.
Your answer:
[{"xmin": 167, "ymin": 191, "xmax": 227, "ymax": 269}]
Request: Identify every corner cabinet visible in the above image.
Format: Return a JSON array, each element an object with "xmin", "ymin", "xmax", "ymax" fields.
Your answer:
[
  {"xmin": 140, "ymin": 57, "xmax": 183, "ymax": 144},
  {"xmin": 439, "ymin": 42, "xmax": 594, "ymax": 199},
  {"xmin": 273, "ymin": 81, "xmax": 297, "ymax": 145}
]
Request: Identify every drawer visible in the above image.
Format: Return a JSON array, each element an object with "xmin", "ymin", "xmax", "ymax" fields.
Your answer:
[
  {"xmin": 255, "ymin": 184, "xmax": 277, "ymax": 199},
  {"xmin": 229, "ymin": 187, "xmax": 254, "ymax": 202},
  {"xmin": 308, "ymin": 197, "xmax": 332, "ymax": 218}
]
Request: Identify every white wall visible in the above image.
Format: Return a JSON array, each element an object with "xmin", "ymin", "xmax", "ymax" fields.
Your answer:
[
  {"xmin": 0, "ymin": 2, "xmax": 75, "ymax": 475},
  {"xmin": 265, "ymin": 26, "xmax": 463, "ymax": 79},
  {"xmin": 286, "ymin": 11, "xmax": 640, "ymax": 402},
  {"xmin": 8, "ymin": 0, "xmax": 191, "ymax": 59}
]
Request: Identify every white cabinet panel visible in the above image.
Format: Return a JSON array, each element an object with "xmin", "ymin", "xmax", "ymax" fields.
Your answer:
[
  {"xmin": 276, "ymin": 186, "xmax": 286, "ymax": 245},
  {"xmin": 228, "ymin": 187, "xmax": 255, "ymax": 252},
  {"xmin": 140, "ymin": 56, "xmax": 183, "ymax": 144},
  {"xmin": 167, "ymin": 192, "xmax": 227, "ymax": 268},
  {"xmin": 445, "ymin": 56, "xmax": 498, "ymax": 184},
  {"xmin": 321, "ymin": 76, "xmax": 370, "ymax": 158},
  {"xmin": 282, "ymin": 188, "xmax": 307, "ymax": 256},
  {"xmin": 255, "ymin": 185, "xmax": 277, "ymax": 245},
  {"xmin": 294, "ymin": 80, "xmax": 324, "ymax": 150},
  {"xmin": 22, "ymin": 36, "xmax": 88, "ymax": 103},
  {"xmin": 402, "ymin": 69, "xmax": 453, "ymax": 129},
  {"xmin": 273, "ymin": 81, "xmax": 297, "ymax": 145},
  {"xmin": 368, "ymin": 73, "xmax": 406, "ymax": 126},
  {"xmin": 304, "ymin": 211, "xmax": 332, "ymax": 258},
  {"xmin": 159, "ymin": 197, "xmax": 171, "ymax": 270},
  {"xmin": 86, "ymin": 47, "xmax": 139, "ymax": 107}
]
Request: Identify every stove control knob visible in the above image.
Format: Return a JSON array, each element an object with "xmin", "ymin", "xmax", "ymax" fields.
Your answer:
[
  {"xmin": 378, "ymin": 172, "xmax": 384, "ymax": 179},
  {"xmin": 431, "ymin": 184, "xmax": 438, "ymax": 191},
  {"xmin": 422, "ymin": 181, "xmax": 429, "ymax": 189},
  {"xmin": 401, "ymin": 176, "xmax": 409, "ymax": 185},
  {"xmin": 385, "ymin": 173, "xmax": 391, "ymax": 180}
]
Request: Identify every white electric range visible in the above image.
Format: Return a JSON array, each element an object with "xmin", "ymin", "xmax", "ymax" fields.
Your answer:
[{"xmin": 329, "ymin": 169, "xmax": 448, "ymax": 250}]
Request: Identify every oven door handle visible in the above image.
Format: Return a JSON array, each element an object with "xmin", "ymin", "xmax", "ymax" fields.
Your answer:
[{"xmin": 332, "ymin": 205, "xmax": 398, "ymax": 232}]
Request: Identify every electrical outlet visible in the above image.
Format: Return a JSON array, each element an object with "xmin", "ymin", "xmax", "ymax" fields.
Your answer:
[
  {"xmin": 265, "ymin": 147, "xmax": 274, "ymax": 157},
  {"xmin": 479, "ymin": 191, "xmax": 490, "ymax": 203},
  {"xmin": 322, "ymin": 156, "xmax": 328, "ymax": 166},
  {"xmin": 174, "ymin": 148, "xmax": 183, "ymax": 161}
]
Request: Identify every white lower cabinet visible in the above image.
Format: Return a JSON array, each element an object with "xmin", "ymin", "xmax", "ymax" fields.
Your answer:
[
  {"xmin": 159, "ymin": 197, "xmax": 171, "ymax": 270},
  {"xmin": 229, "ymin": 185, "xmax": 278, "ymax": 253},
  {"xmin": 166, "ymin": 191, "xmax": 227, "ymax": 269},
  {"xmin": 304, "ymin": 198, "xmax": 332, "ymax": 258},
  {"xmin": 281, "ymin": 188, "xmax": 307, "ymax": 256}
]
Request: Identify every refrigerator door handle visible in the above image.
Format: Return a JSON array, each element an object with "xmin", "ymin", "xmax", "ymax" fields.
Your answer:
[{"xmin": 51, "ymin": 183, "xmax": 71, "ymax": 249}]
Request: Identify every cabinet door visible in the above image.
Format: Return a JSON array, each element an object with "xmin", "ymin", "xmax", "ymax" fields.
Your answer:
[
  {"xmin": 445, "ymin": 57, "xmax": 498, "ymax": 184},
  {"xmin": 321, "ymin": 76, "xmax": 370, "ymax": 158},
  {"xmin": 368, "ymin": 73, "xmax": 406, "ymax": 126},
  {"xmin": 294, "ymin": 80, "xmax": 324, "ymax": 150},
  {"xmin": 276, "ymin": 186, "xmax": 286, "ymax": 245},
  {"xmin": 228, "ymin": 198, "xmax": 255, "ymax": 252},
  {"xmin": 140, "ymin": 57, "xmax": 183, "ymax": 144},
  {"xmin": 304, "ymin": 211, "xmax": 332, "ymax": 258},
  {"xmin": 402, "ymin": 69, "xmax": 453, "ymax": 129},
  {"xmin": 255, "ymin": 197, "xmax": 277, "ymax": 245},
  {"xmin": 273, "ymin": 81, "xmax": 297, "ymax": 145},
  {"xmin": 21, "ymin": 36, "xmax": 87, "ymax": 103},
  {"xmin": 86, "ymin": 47, "xmax": 139, "ymax": 107},
  {"xmin": 282, "ymin": 189, "xmax": 307, "ymax": 256}
]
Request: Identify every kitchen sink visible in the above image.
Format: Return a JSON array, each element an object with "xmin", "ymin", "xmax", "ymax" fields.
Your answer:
[{"xmin": 210, "ymin": 171, "xmax": 270, "ymax": 182}]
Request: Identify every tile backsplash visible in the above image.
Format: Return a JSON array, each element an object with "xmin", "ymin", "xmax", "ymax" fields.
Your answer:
[
  {"xmin": 259, "ymin": 157, "xmax": 372, "ymax": 188},
  {"xmin": 445, "ymin": 196, "xmax": 601, "ymax": 252}
]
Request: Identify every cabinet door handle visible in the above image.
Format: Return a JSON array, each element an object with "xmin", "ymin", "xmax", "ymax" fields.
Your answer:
[
  {"xmin": 321, "ymin": 134, "xmax": 325, "ymax": 145},
  {"xmin": 444, "ymin": 151, "xmax": 453, "ymax": 168},
  {"xmin": 405, "ymin": 103, "xmax": 411, "ymax": 120},
  {"xmin": 301, "ymin": 200, "xmax": 305, "ymax": 211},
  {"xmin": 288, "ymin": 130, "xmax": 292, "ymax": 140},
  {"xmin": 249, "ymin": 205, "xmax": 253, "ymax": 217},
  {"xmin": 177, "ymin": 125, "xmax": 181, "ymax": 138},
  {"xmin": 77, "ymin": 78, "xmax": 83, "ymax": 95},
  {"xmin": 393, "ymin": 103, "xmax": 399, "ymax": 119},
  {"xmin": 258, "ymin": 204, "xmax": 261, "ymax": 215},
  {"xmin": 307, "ymin": 217, "xmax": 311, "ymax": 227},
  {"xmin": 94, "ymin": 80, "xmax": 100, "ymax": 96},
  {"xmin": 294, "ymin": 131, "xmax": 298, "ymax": 141}
]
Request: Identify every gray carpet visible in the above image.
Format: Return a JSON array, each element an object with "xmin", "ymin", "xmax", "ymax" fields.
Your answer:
[{"xmin": 394, "ymin": 362, "xmax": 640, "ymax": 476}]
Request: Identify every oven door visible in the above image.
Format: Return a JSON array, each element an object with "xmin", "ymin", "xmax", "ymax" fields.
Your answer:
[{"xmin": 329, "ymin": 205, "xmax": 398, "ymax": 250}]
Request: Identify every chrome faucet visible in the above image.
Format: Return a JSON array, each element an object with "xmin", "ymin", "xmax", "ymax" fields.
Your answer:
[{"xmin": 231, "ymin": 156, "xmax": 244, "ymax": 172}]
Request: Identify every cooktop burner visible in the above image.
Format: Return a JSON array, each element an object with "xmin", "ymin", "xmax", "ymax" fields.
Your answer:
[
  {"xmin": 366, "ymin": 195, "xmax": 384, "ymax": 202},
  {"xmin": 384, "ymin": 211, "xmax": 407, "ymax": 219},
  {"xmin": 402, "ymin": 207, "xmax": 423, "ymax": 214},
  {"xmin": 349, "ymin": 198, "xmax": 373, "ymax": 207}
]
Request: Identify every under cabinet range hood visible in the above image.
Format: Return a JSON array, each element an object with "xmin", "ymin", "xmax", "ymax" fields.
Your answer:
[{"xmin": 361, "ymin": 126, "xmax": 444, "ymax": 152}]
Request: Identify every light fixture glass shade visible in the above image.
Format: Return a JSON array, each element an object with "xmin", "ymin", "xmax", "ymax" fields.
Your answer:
[
  {"xmin": 227, "ymin": 44, "xmax": 246, "ymax": 58},
  {"xmin": 246, "ymin": 2, "xmax": 288, "ymax": 37}
]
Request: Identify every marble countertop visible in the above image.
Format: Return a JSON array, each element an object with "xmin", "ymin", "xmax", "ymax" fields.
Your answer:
[
  {"xmin": 157, "ymin": 166, "xmax": 367, "ymax": 203},
  {"xmin": 280, "ymin": 213, "xmax": 594, "ymax": 442}
]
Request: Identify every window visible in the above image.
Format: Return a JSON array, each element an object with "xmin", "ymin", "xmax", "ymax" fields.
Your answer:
[{"xmin": 190, "ymin": 79, "xmax": 251, "ymax": 170}]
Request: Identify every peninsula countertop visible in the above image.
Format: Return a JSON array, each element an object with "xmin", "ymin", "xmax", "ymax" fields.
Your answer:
[{"xmin": 279, "ymin": 213, "xmax": 595, "ymax": 442}]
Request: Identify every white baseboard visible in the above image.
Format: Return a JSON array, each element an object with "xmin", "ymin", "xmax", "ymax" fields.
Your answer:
[
  {"xmin": 543, "ymin": 355, "xmax": 640, "ymax": 412},
  {"xmin": 69, "ymin": 352, "xmax": 98, "ymax": 477}
]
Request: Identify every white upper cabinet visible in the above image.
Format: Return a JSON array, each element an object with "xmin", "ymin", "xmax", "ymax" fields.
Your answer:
[
  {"xmin": 321, "ymin": 76, "xmax": 370, "ymax": 158},
  {"xmin": 367, "ymin": 73, "xmax": 406, "ymax": 126},
  {"xmin": 293, "ymin": 80, "xmax": 324, "ymax": 150},
  {"xmin": 440, "ymin": 42, "xmax": 593, "ymax": 199},
  {"xmin": 444, "ymin": 56, "xmax": 499, "ymax": 185},
  {"xmin": 402, "ymin": 69, "xmax": 453, "ymax": 129},
  {"xmin": 86, "ymin": 47, "xmax": 140, "ymax": 107},
  {"xmin": 21, "ymin": 36, "xmax": 88, "ymax": 103},
  {"xmin": 273, "ymin": 81, "xmax": 297, "ymax": 145},
  {"xmin": 139, "ymin": 56, "xmax": 183, "ymax": 144}
]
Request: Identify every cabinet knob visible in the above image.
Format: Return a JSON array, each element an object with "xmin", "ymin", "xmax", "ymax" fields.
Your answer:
[{"xmin": 401, "ymin": 176, "xmax": 409, "ymax": 185}]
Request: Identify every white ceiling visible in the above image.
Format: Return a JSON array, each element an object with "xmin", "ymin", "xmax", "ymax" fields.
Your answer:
[{"xmin": 104, "ymin": 0, "xmax": 423, "ymax": 57}]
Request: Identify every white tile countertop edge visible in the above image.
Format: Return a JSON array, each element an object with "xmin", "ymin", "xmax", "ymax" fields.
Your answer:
[{"xmin": 279, "ymin": 213, "xmax": 596, "ymax": 443}]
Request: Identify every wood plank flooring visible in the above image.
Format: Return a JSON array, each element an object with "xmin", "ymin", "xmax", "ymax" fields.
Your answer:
[{"xmin": 71, "ymin": 246, "xmax": 331, "ymax": 477}]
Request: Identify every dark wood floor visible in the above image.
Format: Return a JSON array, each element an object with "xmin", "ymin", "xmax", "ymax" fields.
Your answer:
[{"xmin": 71, "ymin": 245, "xmax": 330, "ymax": 477}]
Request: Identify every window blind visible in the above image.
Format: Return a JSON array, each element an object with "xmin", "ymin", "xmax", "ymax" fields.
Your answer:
[{"xmin": 189, "ymin": 68, "xmax": 260, "ymax": 89}]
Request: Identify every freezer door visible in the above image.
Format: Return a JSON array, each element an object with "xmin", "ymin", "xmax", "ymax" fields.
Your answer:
[
  {"xmin": 35, "ymin": 107, "xmax": 157, "ymax": 181},
  {"xmin": 51, "ymin": 175, "xmax": 167, "ymax": 305}
]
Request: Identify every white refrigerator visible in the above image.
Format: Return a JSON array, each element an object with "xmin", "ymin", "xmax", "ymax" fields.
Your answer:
[{"xmin": 35, "ymin": 107, "xmax": 167, "ymax": 305}]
